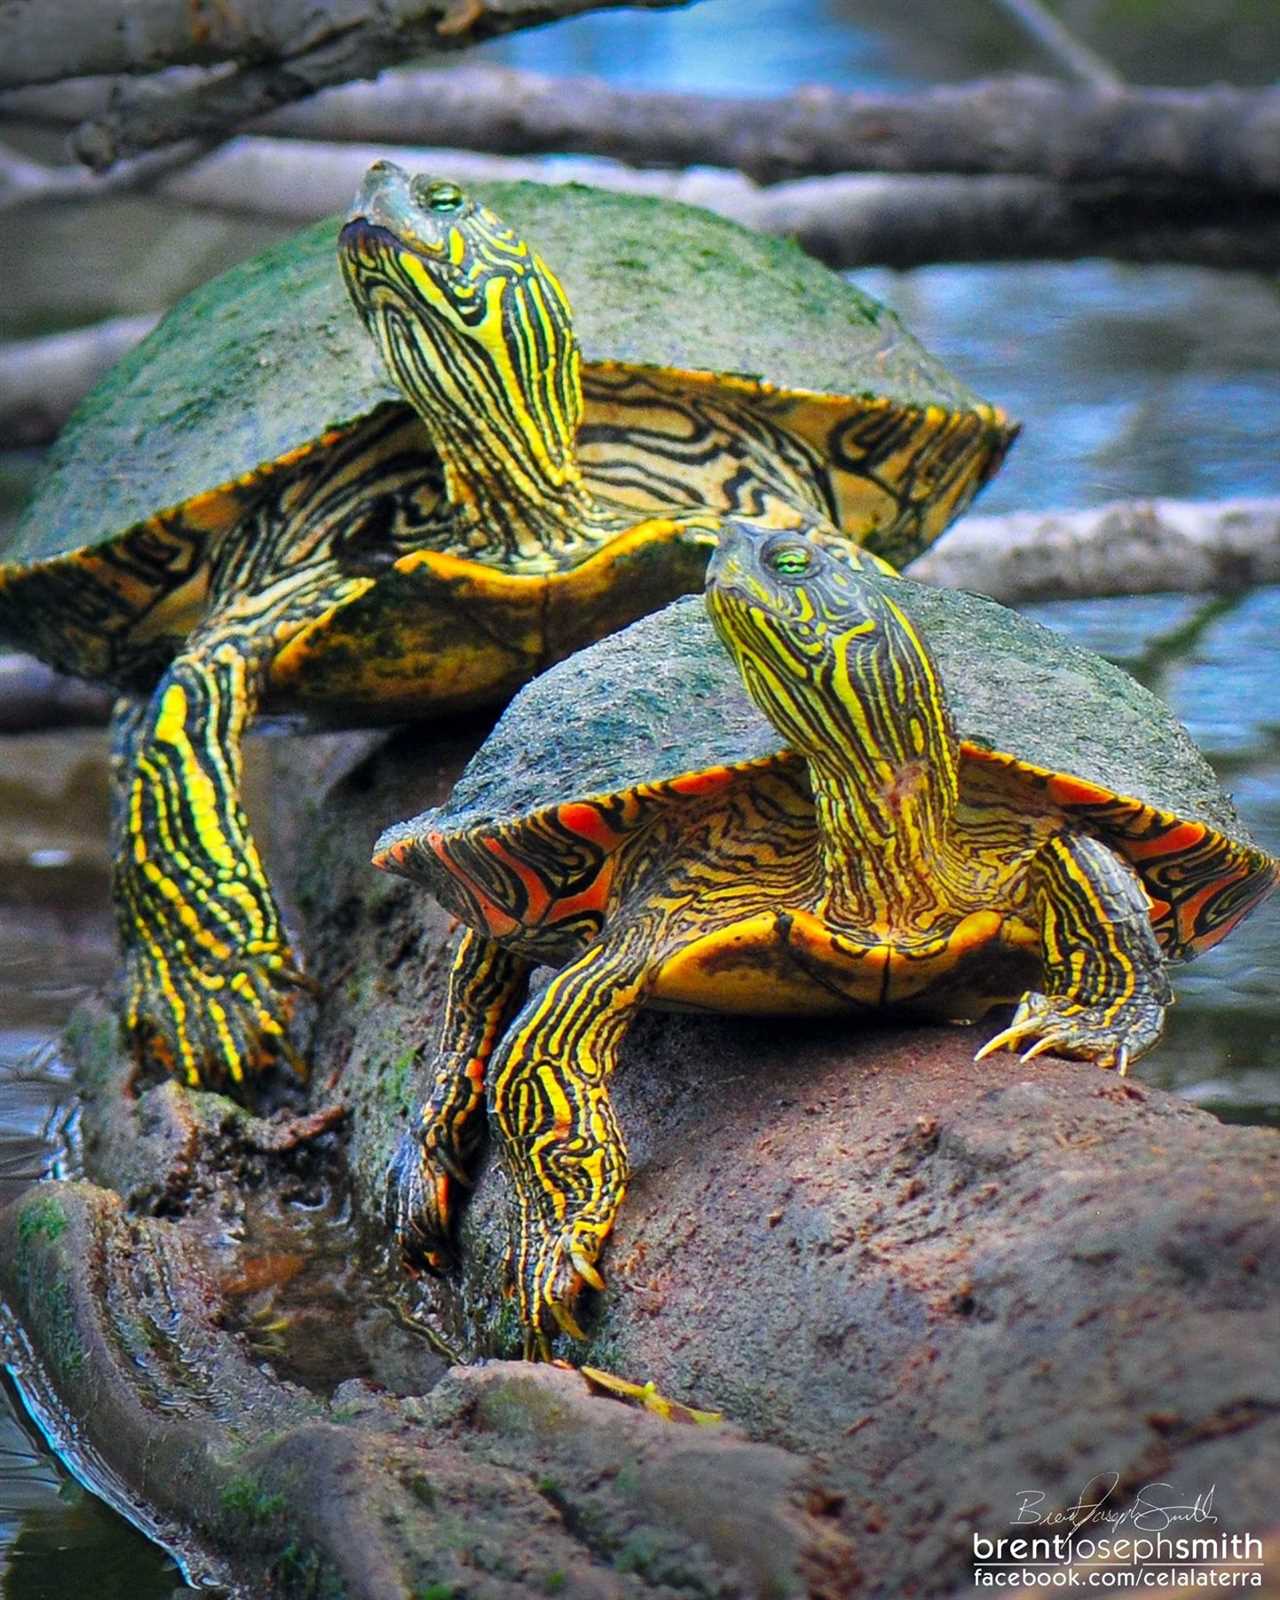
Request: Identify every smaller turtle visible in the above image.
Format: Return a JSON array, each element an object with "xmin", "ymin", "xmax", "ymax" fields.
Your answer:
[{"xmin": 374, "ymin": 522, "xmax": 1277, "ymax": 1354}]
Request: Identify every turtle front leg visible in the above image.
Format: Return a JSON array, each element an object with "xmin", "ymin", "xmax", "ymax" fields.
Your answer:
[
  {"xmin": 387, "ymin": 928, "xmax": 530, "ymax": 1272},
  {"xmin": 487, "ymin": 935, "xmax": 651, "ymax": 1358},
  {"xmin": 111, "ymin": 641, "xmax": 306, "ymax": 1090},
  {"xmin": 977, "ymin": 830, "xmax": 1173, "ymax": 1074}
]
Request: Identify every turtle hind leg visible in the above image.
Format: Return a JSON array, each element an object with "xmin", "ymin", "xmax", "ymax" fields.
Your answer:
[
  {"xmin": 977, "ymin": 830, "xmax": 1173, "ymax": 1074},
  {"xmin": 487, "ymin": 933, "xmax": 651, "ymax": 1359},
  {"xmin": 387, "ymin": 929, "xmax": 530, "ymax": 1272},
  {"xmin": 111, "ymin": 641, "xmax": 306, "ymax": 1092}
]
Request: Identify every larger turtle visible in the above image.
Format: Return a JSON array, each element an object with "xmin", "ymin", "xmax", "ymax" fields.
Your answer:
[
  {"xmin": 375, "ymin": 521, "xmax": 1278, "ymax": 1356},
  {"xmin": 0, "ymin": 163, "xmax": 1015, "ymax": 1091}
]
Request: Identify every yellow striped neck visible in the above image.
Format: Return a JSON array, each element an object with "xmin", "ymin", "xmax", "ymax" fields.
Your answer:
[
  {"xmin": 705, "ymin": 525, "xmax": 967, "ymax": 941},
  {"xmin": 428, "ymin": 400, "xmax": 602, "ymax": 564},
  {"xmin": 806, "ymin": 744, "xmax": 962, "ymax": 939},
  {"xmin": 341, "ymin": 195, "xmax": 607, "ymax": 565}
]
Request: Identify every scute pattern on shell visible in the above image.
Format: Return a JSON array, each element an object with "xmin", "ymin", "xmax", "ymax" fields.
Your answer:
[{"xmin": 423, "ymin": 586, "xmax": 1254, "ymax": 847}]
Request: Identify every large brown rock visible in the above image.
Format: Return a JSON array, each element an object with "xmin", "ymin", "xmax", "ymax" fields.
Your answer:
[{"xmin": 0, "ymin": 724, "xmax": 1276, "ymax": 1597}]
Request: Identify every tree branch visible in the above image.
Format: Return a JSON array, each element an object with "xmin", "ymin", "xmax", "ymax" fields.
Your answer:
[
  {"xmin": 909, "ymin": 498, "xmax": 1280, "ymax": 603},
  {"xmin": 5, "ymin": 66, "xmax": 1276, "ymax": 201},
  {"xmin": 0, "ymin": 0, "xmax": 690, "ymax": 89},
  {"xmin": 9, "ymin": 135, "xmax": 1275, "ymax": 275},
  {"xmin": 0, "ymin": 136, "xmax": 213, "ymax": 211},
  {"xmin": 0, "ymin": 2, "xmax": 693, "ymax": 170},
  {"xmin": 12, "ymin": 66, "xmax": 1269, "ymax": 193}
]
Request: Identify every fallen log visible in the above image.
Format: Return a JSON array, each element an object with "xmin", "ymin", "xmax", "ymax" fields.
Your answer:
[
  {"xmin": 0, "ymin": 721, "xmax": 1274, "ymax": 1596},
  {"xmin": 5, "ymin": 67, "xmax": 1279, "ymax": 194},
  {"xmin": 4, "ymin": 132, "xmax": 1278, "ymax": 272},
  {"xmin": 909, "ymin": 496, "xmax": 1280, "ymax": 601}
]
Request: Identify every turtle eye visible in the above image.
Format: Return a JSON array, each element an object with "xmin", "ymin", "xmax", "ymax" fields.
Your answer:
[
  {"xmin": 414, "ymin": 178, "xmax": 465, "ymax": 214},
  {"xmin": 766, "ymin": 542, "xmax": 815, "ymax": 579}
]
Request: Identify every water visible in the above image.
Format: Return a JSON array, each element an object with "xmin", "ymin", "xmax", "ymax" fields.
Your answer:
[{"xmin": 1, "ymin": 0, "xmax": 1278, "ymax": 1589}]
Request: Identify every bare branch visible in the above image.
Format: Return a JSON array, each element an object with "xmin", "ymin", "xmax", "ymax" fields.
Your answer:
[
  {"xmin": 910, "ymin": 499, "xmax": 1280, "ymax": 604},
  {"xmin": 0, "ymin": 1, "xmax": 693, "ymax": 170},
  {"xmin": 207, "ymin": 68, "xmax": 1280, "ymax": 194},
  {"xmin": 0, "ymin": 0, "xmax": 690, "ymax": 89},
  {"xmin": 0, "ymin": 137, "xmax": 213, "ymax": 211},
  {"xmin": 65, "ymin": 136, "xmax": 1280, "ymax": 272},
  {"xmin": 0, "ymin": 315, "xmax": 159, "ymax": 446},
  {"xmin": 5, "ymin": 67, "xmax": 1277, "ymax": 201}
]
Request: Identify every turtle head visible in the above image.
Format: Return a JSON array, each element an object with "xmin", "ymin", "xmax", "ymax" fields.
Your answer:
[
  {"xmin": 704, "ymin": 519, "xmax": 956, "ymax": 780},
  {"xmin": 339, "ymin": 162, "xmax": 584, "ymax": 520}
]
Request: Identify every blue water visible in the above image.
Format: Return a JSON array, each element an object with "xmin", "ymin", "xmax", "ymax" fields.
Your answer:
[
  {"xmin": 3, "ymin": 0, "xmax": 1279, "ymax": 1589},
  {"xmin": 478, "ymin": 0, "xmax": 907, "ymax": 94}
]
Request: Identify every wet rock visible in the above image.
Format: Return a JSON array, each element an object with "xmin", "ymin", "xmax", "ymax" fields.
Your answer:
[
  {"xmin": 1, "ymin": 1182, "xmax": 854, "ymax": 1598},
  {"xmin": 0, "ymin": 725, "xmax": 1276, "ymax": 1597}
]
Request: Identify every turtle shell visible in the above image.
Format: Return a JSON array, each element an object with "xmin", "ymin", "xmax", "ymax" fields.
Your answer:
[
  {"xmin": 3, "ymin": 181, "xmax": 1010, "ymax": 573},
  {"xmin": 378, "ymin": 588, "xmax": 1277, "ymax": 964}
]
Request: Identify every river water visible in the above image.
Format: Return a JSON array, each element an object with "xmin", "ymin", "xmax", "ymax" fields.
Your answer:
[{"xmin": 0, "ymin": 0, "xmax": 1277, "ymax": 1590}]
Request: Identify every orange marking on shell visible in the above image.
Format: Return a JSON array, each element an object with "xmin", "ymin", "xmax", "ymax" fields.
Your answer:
[
  {"xmin": 1125, "ymin": 819, "xmax": 1207, "ymax": 860},
  {"xmin": 372, "ymin": 837, "xmax": 412, "ymax": 871},
  {"xmin": 549, "ymin": 861, "xmax": 615, "ymax": 927},
  {"xmin": 428, "ymin": 834, "xmax": 521, "ymax": 938},
  {"xmin": 1175, "ymin": 878, "xmax": 1227, "ymax": 946},
  {"xmin": 1046, "ymin": 773, "xmax": 1115, "ymax": 808},
  {"xmin": 668, "ymin": 767, "xmax": 735, "ymax": 798},
  {"xmin": 558, "ymin": 801, "xmax": 622, "ymax": 850},
  {"xmin": 484, "ymin": 837, "xmax": 552, "ymax": 924}
]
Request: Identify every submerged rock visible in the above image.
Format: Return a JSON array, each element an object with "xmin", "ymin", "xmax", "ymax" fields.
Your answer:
[{"xmin": 1, "ymin": 725, "xmax": 1276, "ymax": 1596}]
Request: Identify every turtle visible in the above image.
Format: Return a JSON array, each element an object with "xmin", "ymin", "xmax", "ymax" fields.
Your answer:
[
  {"xmin": 374, "ymin": 519, "xmax": 1278, "ymax": 1356},
  {"xmin": 0, "ymin": 162, "xmax": 1016, "ymax": 1092}
]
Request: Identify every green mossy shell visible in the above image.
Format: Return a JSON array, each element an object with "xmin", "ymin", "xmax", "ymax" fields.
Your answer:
[
  {"xmin": 409, "ymin": 586, "xmax": 1255, "ymax": 850},
  {"xmin": 6, "ymin": 182, "xmax": 984, "ymax": 568}
]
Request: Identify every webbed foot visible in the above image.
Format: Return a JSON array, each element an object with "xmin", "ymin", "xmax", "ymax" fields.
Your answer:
[
  {"xmin": 975, "ymin": 988, "xmax": 1166, "ymax": 1076},
  {"xmin": 123, "ymin": 937, "xmax": 310, "ymax": 1091}
]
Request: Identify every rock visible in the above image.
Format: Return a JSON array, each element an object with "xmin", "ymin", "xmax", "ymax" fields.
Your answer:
[
  {"xmin": 1, "ymin": 724, "xmax": 1276, "ymax": 1596},
  {"xmin": 1, "ymin": 1182, "xmax": 852, "ymax": 1598}
]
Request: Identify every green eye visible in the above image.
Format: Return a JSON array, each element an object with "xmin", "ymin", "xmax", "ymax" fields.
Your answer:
[
  {"xmin": 768, "ymin": 543, "xmax": 813, "ymax": 577},
  {"xmin": 416, "ymin": 179, "xmax": 464, "ymax": 214}
]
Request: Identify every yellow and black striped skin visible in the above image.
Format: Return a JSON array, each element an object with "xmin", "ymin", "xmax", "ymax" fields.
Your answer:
[
  {"xmin": 383, "ymin": 522, "xmax": 1276, "ymax": 1355},
  {"xmin": 8, "ymin": 166, "xmax": 935, "ymax": 1091}
]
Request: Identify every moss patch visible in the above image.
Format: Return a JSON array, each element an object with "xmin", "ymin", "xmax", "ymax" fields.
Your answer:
[{"xmin": 220, "ymin": 1473, "xmax": 288, "ymax": 1526}]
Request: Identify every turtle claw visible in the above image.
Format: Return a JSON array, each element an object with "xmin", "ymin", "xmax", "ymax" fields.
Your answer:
[
  {"xmin": 975, "ymin": 989, "xmax": 1165, "ymax": 1073},
  {"xmin": 385, "ymin": 1129, "xmax": 456, "ymax": 1275},
  {"xmin": 973, "ymin": 1021, "xmax": 1027, "ymax": 1063},
  {"xmin": 272, "ymin": 960, "xmax": 325, "ymax": 1000},
  {"xmin": 519, "ymin": 1222, "xmax": 611, "ymax": 1355},
  {"xmin": 571, "ymin": 1248, "xmax": 606, "ymax": 1294}
]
